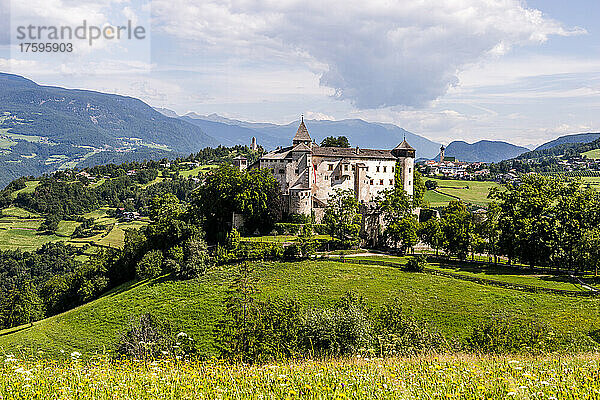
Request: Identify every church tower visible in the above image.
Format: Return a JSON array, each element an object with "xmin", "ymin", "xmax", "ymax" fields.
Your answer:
[{"xmin": 440, "ymin": 144, "xmax": 445, "ymax": 163}]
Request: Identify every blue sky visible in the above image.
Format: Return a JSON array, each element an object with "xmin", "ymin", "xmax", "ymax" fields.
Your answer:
[{"xmin": 0, "ymin": 0, "xmax": 599, "ymax": 147}]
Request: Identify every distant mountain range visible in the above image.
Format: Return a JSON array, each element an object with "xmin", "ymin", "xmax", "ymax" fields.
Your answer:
[
  {"xmin": 0, "ymin": 73, "xmax": 218, "ymax": 186},
  {"xmin": 0, "ymin": 72, "xmax": 586, "ymax": 187},
  {"xmin": 535, "ymin": 133, "xmax": 600, "ymax": 151},
  {"xmin": 166, "ymin": 111, "xmax": 442, "ymax": 159},
  {"xmin": 432, "ymin": 140, "xmax": 529, "ymax": 163}
]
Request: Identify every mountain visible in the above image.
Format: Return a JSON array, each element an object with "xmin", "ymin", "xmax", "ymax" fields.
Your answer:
[
  {"xmin": 535, "ymin": 133, "xmax": 600, "ymax": 151},
  {"xmin": 154, "ymin": 107, "xmax": 180, "ymax": 118},
  {"xmin": 439, "ymin": 140, "xmax": 529, "ymax": 162},
  {"xmin": 0, "ymin": 73, "xmax": 218, "ymax": 187},
  {"xmin": 182, "ymin": 114, "xmax": 442, "ymax": 159}
]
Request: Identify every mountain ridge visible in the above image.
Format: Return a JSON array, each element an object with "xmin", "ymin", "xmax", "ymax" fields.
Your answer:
[{"xmin": 438, "ymin": 140, "xmax": 529, "ymax": 162}]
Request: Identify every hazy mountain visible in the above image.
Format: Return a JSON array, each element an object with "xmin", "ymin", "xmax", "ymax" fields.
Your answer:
[
  {"xmin": 438, "ymin": 140, "xmax": 529, "ymax": 162},
  {"xmin": 154, "ymin": 107, "xmax": 180, "ymax": 118},
  {"xmin": 535, "ymin": 133, "xmax": 600, "ymax": 151},
  {"xmin": 0, "ymin": 73, "xmax": 218, "ymax": 187},
  {"xmin": 182, "ymin": 114, "xmax": 442, "ymax": 159},
  {"xmin": 180, "ymin": 115, "xmax": 283, "ymax": 149}
]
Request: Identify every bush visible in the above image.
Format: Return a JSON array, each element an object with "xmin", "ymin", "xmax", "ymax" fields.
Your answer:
[
  {"xmin": 136, "ymin": 250, "xmax": 164, "ymax": 280},
  {"xmin": 467, "ymin": 318, "xmax": 578, "ymax": 354},
  {"xmin": 425, "ymin": 180, "xmax": 438, "ymax": 190},
  {"xmin": 372, "ymin": 301, "xmax": 449, "ymax": 356},
  {"xmin": 172, "ymin": 237, "xmax": 213, "ymax": 279},
  {"xmin": 405, "ymin": 254, "xmax": 427, "ymax": 272},
  {"xmin": 298, "ymin": 292, "xmax": 373, "ymax": 357},
  {"xmin": 117, "ymin": 313, "xmax": 196, "ymax": 359}
]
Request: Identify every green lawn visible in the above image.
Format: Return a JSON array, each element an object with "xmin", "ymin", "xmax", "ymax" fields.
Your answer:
[
  {"xmin": 350, "ymin": 255, "xmax": 584, "ymax": 291},
  {"xmin": 1, "ymin": 259, "xmax": 599, "ymax": 357},
  {"xmin": 426, "ymin": 178, "xmax": 501, "ymax": 206},
  {"xmin": 423, "ymin": 189, "xmax": 456, "ymax": 207},
  {"xmin": 241, "ymin": 234, "xmax": 332, "ymax": 243}
]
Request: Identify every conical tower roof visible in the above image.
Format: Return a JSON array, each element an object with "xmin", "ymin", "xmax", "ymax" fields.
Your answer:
[
  {"xmin": 293, "ymin": 116, "xmax": 312, "ymax": 144},
  {"xmin": 391, "ymin": 138, "xmax": 416, "ymax": 158}
]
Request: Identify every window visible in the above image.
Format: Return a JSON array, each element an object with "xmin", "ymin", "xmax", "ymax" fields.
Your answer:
[
  {"xmin": 409, "ymin": 167, "xmax": 412, "ymax": 173},
  {"xmin": 295, "ymin": 168, "xmax": 299, "ymax": 174},
  {"xmin": 328, "ymin": 164, "xmax": 333, "ymax": 171},
  {"xmin": 383, "ymin": 166, "xmax": 387, "ymax": 173},
  {"xmin": 279, "ymin": 169, "xmax": 284, "ymax": 174},
  {"xmin": 335, "ymin": 176, "xmax": 340, "ymax": 180},
  {"xmin": 390, "ymin": 179, "xmax": 393, "ymax": 185},
  {"xmin": 366, "ymin": 167, "xmax": 369, "ymax": 171},
  {"xmin": 376, "ymin": 166, "xmax": 380, "ymax": 172},
  {"xmin": 391, "ymin": 167, "xmax": 394, "ymax": 173},
  {"xmin": 325, "ymin": 175, "xmax": 329, "ymax": 180},
  {"xmin": 379, "ymin": 179, "xmax": 384, "ymax": 185},
  {"xmin": 344, "ymin": 165, "xmax": 349, "ymax": 171},
  {"xmin": 370, "ymin": 179, "xmax": 374, "ymax": 185}
]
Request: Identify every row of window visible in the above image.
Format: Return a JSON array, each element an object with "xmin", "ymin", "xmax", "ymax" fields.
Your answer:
[{"xmin": 327, "ymin": 164, "xmax": 395, "ymax": 173}]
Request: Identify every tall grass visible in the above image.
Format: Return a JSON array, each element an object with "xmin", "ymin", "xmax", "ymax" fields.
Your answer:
[{"xmin": 1, "ymin": 353, "xmax": 599, "ymax": 399}]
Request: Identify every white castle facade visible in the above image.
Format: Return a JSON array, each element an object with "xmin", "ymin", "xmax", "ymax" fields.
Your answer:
[{"xmin": 252, "ymin": 119, "xmax": 415, "ymax": 221}]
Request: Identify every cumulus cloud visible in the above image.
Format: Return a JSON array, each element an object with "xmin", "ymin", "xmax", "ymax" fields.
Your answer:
[{"xmin": 151, "ymin": 0, "xmax": 583, "ymax": 109}]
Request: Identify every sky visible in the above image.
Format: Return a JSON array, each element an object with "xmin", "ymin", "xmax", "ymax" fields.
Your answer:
[{"xmin": 0, "ymin": 0, "xmax": 599, "ymax": 148}]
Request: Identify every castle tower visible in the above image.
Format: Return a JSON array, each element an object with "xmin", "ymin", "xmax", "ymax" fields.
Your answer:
[
  {"xmin": 440, "ymin": 144, "xmax": 445, "ymax": 163},
  {"xmin": 391, "ymin": 139, "xmax": 416, "ymax": 197},
  {"xmin": 292, "ymin": 116, "xmax": 312, "ymax": 147},
  {"xmin": 251, "ymin": 136, "xmax": 257, "ymax": 151}
]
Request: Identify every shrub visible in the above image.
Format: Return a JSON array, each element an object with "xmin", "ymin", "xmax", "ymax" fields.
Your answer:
[
  {"xmin": 135, "ymin": 250, "xmax": 164, "ymax": 280},
  {"xmin": 425, "ymin": 180, "xmax": 438, "ymax": 190},
  {"xmin": 117, "ymin": 313, "xmax": 196, "ymax": 359},
  {"xmin": 405, "ymin": 255, "xmax": 427, "ymax": 272},
  {"xmin": 298, "ymin": 292, "xmax": 373, "ymax": 357},
  {"xmin": 372, "ymin": 301, "xmax": 449, "ymax": 356},
  {"xmin": 467, "ymin": 318, "xmax": 578, "ymax": 354},
  {"xmin": 172, "ymin": 237, "xmax": 213, "ymax": 279}
]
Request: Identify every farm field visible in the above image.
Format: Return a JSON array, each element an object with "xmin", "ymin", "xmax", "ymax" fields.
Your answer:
[
  {"xmin": 178, "ymin": 164, "xmax": 218, "ymax": 177},
  {"xmin": 0, "ymin": 204, "xmax": 147, "ymax": 251},
  {"xmin": 425, "ymin": 178, "xmax": 502, "ymax": 207},
  {"xmin": 10, "ymin": 180, "xmax": 39, "ymax": 199},
  {"xmin": 1, "ymin": 259, "xmax": 598, "ymax": 357},
  {"xmin": 582, "ymin": 148, "xmax": 600, "ymax": 159},
  {"xmin": 1, "ymin": 354, "xmax": 599, "ymax": 399}
]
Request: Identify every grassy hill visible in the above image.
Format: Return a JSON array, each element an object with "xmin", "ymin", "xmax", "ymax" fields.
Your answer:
[{"xmin": 1, "ymin": 259, "xmax": 598, "ymax": 358}]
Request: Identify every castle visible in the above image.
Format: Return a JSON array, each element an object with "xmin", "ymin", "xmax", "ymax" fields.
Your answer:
[{"xmin": 252, "ymin": 118, "xmax": 415, "ymax": 221}]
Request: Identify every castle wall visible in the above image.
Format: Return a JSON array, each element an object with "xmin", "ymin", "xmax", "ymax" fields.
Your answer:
[{"xmin": 312, "ymin": 156, "xmax": 396, "ymax": 205}]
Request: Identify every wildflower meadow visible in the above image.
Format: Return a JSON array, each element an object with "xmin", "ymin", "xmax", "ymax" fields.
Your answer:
[{"xmin": 1, "ymin": 353, "xmax": 600, "ymax": 399}]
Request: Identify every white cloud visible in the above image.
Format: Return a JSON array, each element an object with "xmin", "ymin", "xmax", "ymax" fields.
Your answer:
[{"xmin": 152, "ymin": 0, "xmax": 583, "ymax": 109}]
